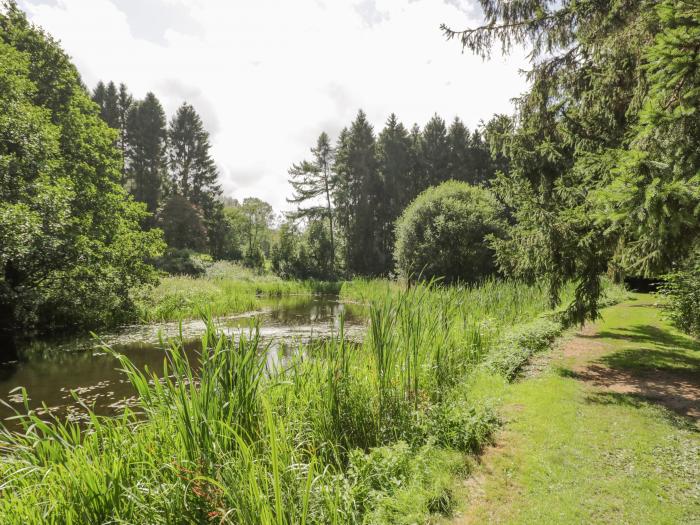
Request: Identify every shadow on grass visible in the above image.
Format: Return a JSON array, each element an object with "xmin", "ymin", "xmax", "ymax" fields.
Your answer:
[
  {"xmin": 584, "ymin": 391, "xmax": 699, "ymax": 432},
  {"xmin": 580, "ymin": 324, "xmax": 700, "ymax": 355}
]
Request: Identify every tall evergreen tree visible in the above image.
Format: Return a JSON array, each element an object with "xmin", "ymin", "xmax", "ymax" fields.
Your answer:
[
  {"xmin": 421, "ymin": 114, "xmax": 450, "ymax": 187},
  {"xmin": 447, "ymin": 117, "xmax": 473, "ymax": 183},
  {"xmin": 333, "ymin": 110, "xmax": 382, "ymax": 275},
  {"xmin": 166, "ymin": 102, "xmax": 223, "ymax": 253},
  {"xmin": 408, "ymin": 123, "xmax": 425, "ymax": 196},
  {"xmin": 100, "ymin": 81, "xmax": 119, "ymax": 128},
  {"xmin": 167, "ymin": 102, "xmax": 221, "ymax": 206},
  {"xmin": 376, "ymin": 113, "xmax": 413, "ymax": 271},
  {"xmin": 116, "ymin": 83, "xmax": 133, "ymax": 182},
  {"xmin": 125, "ymin": 92, "xmax": 167, "ymax": 220},
  {"xmin": 92, "ymin": 80, "xmax": 106, "ymax": 111},
  {"xmin": 469, "ymin": 129, "xmax": 493, "ymax": 185},
  {"xmin": 287, "ymin": 132, "xmax": 336, "ymax": 273}
]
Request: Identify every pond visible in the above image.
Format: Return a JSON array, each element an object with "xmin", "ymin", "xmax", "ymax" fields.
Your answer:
[{"xmin": 0, "ymin": 295, "xmax": 365, "ymax": 428}]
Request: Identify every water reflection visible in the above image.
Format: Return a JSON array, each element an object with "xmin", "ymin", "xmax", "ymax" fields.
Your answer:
[{"xmin": 0, "ymin": 295, "xmax": 365, "ymax": 428}]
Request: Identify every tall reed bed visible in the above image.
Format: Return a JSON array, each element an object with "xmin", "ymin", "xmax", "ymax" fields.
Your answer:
[{"xmin": 1, "ymin": 279, "xmax": 616, "ymax": 524}]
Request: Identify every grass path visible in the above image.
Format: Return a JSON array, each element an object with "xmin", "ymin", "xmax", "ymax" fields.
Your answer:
[{"xmin": 451, "ymin": 294, "xmax": 700, "ymax": 524}]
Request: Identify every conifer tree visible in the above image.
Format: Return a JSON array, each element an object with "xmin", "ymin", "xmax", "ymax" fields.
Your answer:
[
  {"xmin": 101, "ymin": 81, "xmax": 120, "ymax": 129},
  {"xmin": 116, "ymin": 83, "xmax": 133, "ymax": 182},
  {"xmin": 166, "ymin": 102, "xmax": 224, "ymax": 253},
  {"xmin": 446, "ymin": 117, "xmax": 473, "ymax": 184},
  {"xmin": 287, "ymin": 132, "xmax": 336, "ymax": 273},
  {"xmin": 408, "ymin": 123, "xmax": 425, "ymax": 196},
  {"xmin": 333, "ymin": 110, "xmax": 382, "ymax": 275},
  {"xmin": 376, "ymin": 113, "xmax": 413, "ymax": 270},
  {"xmin": 125, "ymin": 92, "xmax": 167, "ymax": 221},
  {"xmin": 421, "ymin": 114, "xmax": 450, "ymax": 187}
]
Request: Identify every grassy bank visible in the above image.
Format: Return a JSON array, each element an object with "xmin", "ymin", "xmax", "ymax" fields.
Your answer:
[
  {"xmin": 450, "ymin": 295, "xmax": 699, "ymax": 524},
  {"xmin": 135, "ymin": 261, "xmax": 340, "ymax": 323},
  {"xmin": 0, "ymin": 279, "xmax": 627, "ymax": 523}
]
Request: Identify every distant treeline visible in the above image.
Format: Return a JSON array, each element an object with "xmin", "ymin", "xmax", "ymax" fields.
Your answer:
[{"xmin": 284, "ymin": 110, "xmax": 506, "ymax": 278}]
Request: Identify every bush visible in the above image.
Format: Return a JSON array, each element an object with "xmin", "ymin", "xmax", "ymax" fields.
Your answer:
[
  {"xmin": 153, "ymin": 248, "xmax": 209, "ymax": 276},
  {"xmin": 394, "ymin": 181, "xmax": 506, "ymax": 283},
  {"xmin": 659, "ymin": 253, "xmax": 700, "ymax": 336}
]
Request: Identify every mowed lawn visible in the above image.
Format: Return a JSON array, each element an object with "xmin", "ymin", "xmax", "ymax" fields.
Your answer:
[{"xmin": 451, "ymin": 294, "xmax": 700, "ymax": 525}]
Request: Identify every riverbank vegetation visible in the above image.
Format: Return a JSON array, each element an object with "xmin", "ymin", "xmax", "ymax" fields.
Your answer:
[
  {"xmin": 0, "ymin": 279, "xmax": 628, "ymax": 524},
  {"xmin": 136, "ymin": 261, "xmax": 339, "ymax": 323}
]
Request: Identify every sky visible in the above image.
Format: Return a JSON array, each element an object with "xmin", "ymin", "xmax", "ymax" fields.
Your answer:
[{"xmin": 18, "ymin": 0, "xmax": 529, "ymax": 212}]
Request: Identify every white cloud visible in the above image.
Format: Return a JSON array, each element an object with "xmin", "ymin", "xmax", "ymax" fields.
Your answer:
[{"xmin": 19, "ymin": 0, "xmax": 528, "ymax": 211}]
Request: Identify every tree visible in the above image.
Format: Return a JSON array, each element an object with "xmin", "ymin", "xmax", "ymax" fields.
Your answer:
[
  {"xmin": 240, "ymin": 197, "xmax": 273, "ymax": 268},
  {"xmin": 441, "ymin": 0, "xmax": 694, "ymax": 322},
  {"xmin": 166, "ymin": 102, "xmax": 224, "ymax": 254},
  {"xmin": 446, "ymin": 117, "xmax": 473, "ymax": 184},
  {"xmin": 394, "ymin": 181, "xmax": 505, "ymax": 284},
  {"xmin": 167, "ymin": 102, "xmax": 221, "ymax": 205},
  {"xmin": 124, "ymin": 92, "xmax": 167, "ymax": 220},
  {"xmin": 116, "ymin": 83, "xmax": 133, "ymax": 182},
  {"xmin": 421, "ymin": 114, "xmax": 450, "ymax": 187},
  {"xmin": 99, "ymin": 80, "xmax": 120, "ymax": 128},
  {"xmin": 157, "ymin": 195, "xmax": 208, "ymax": 251},
  {"xmin": 376, "ymin": 113, "xmax": 413, "ymax": 272},
  {"xmin": 287, "ymin": 132, "xmax": 336, "ymax": 273},
  {"xmin": 0, "ymin": 5, "xmax": 163, "ymax": 337},
  {"xmin": 333, "ymin": 110, "xmax": 383, "ymax": 276}
]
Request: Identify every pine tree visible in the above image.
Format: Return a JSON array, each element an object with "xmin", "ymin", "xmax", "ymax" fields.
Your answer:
[
  {"xmin": 421, "ymin": 114, "xmax": 450, "ymax": 187},
  {"xmin": 92, "ymin": 80, "xmax": 106, "ymax": 110},
  {"xmin": 287, "ymin": 132, "xmax": 336, "ymax": 273},
  {"xmin": 408, "ymin": 123, "xmax": 425, "ymax": 196},
  {"xmin": 376, "ymin": 113, "xmax": 413, "ymax": 271},
  {"xmin": 446, "ymin": 117, "xmax": 473, "ymax": 184},
  {"xmin": 116, "ymin": 83, "xmax": 133, "ymax": 182},
  {"xmin": 469, "ymin": 129, "xmax": 493, "ymax": 185},
  {"xmin": 167, "ymin": 102, "xmax": 223, "ymax": 253},
  {"xmin": 125, "ymin": 92, "xmax": 167, "ymax": 221},
  {"xmin": 167, "ymin": 102, "xmax": 221, "ymax": 206},
  {"xmin": 332, "ymin": 110, "xmax": 382, "ymax": 275},
  {"xmin": 101, "ymin": 81, "xmax": 119, "ymax": 128}
]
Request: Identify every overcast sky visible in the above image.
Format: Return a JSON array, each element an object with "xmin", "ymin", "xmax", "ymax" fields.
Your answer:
[{"xmin": 19, "ymin": 0, "xmax": 528, "ymax": 212}]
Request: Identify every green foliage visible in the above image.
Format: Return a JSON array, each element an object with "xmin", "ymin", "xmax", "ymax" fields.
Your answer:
[
  {"xmin": 442, "ymin": 0, "xmax": 700, "ymax": 324},
  {"xmin": 0, "ymin": 277, "xmax": 575, "ymax": 523},
  {"xmin": 124, "ymin": 92, "xmax": 167, "ymax": 218},
  {"xmin": 0, "ymin": 5, "xmax": 163, "ymax": 333},
  {"xmin": 153, "ymin": 248, "xmax": 208, "ymax": 277},
  {"xmin": 483, "ymin": 317, "xmax": 563, "ymax": 380},
  {"xmin": 659, "ymin": 251, "xmax": 700, "ymax": 337},
  {"xmin": 271, "ymin": 220, "xmax": 336, "ymax": 280},
  {"xmin": 394, "ymin": 181, "xmax": 506, "ymax": 283},
  {"xmin": 157, "ymin": 194, "xmax": 208, "ymax": 251}
]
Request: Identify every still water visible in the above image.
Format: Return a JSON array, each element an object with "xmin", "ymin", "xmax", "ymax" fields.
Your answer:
[{"xmin": 0, "ymin": 295, "xmax": 364, "ymax": 427}]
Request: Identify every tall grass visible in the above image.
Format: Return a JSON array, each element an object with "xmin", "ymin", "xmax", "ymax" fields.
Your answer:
[
  {"xmin": 0, "ymin": 278, "xmax": 627, "ymax": 524},
  {"xmin": 136, "ymin": 267, "xmax": 340, "ymax": 323}
]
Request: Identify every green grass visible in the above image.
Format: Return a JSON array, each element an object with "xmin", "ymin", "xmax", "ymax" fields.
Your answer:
[
  {"xmin": 0, "ymin": 278, "xmax": 630, "ymax": 524},
  {"xmin": 453, "ymin": 295, "xmax": 700, "ymax": 524}
]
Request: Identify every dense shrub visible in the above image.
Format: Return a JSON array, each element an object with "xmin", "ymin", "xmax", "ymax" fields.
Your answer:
[
  {"xmin": 659, "ymin": 253, "xmax": 700, "ymax": 336},
  {"xmin": 394, "ymin": 181, "xmax": 505, "ymax": 283},
  {"xmin": 153, "ymin": 248, "xmax": 209, "ymax": 277}
]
